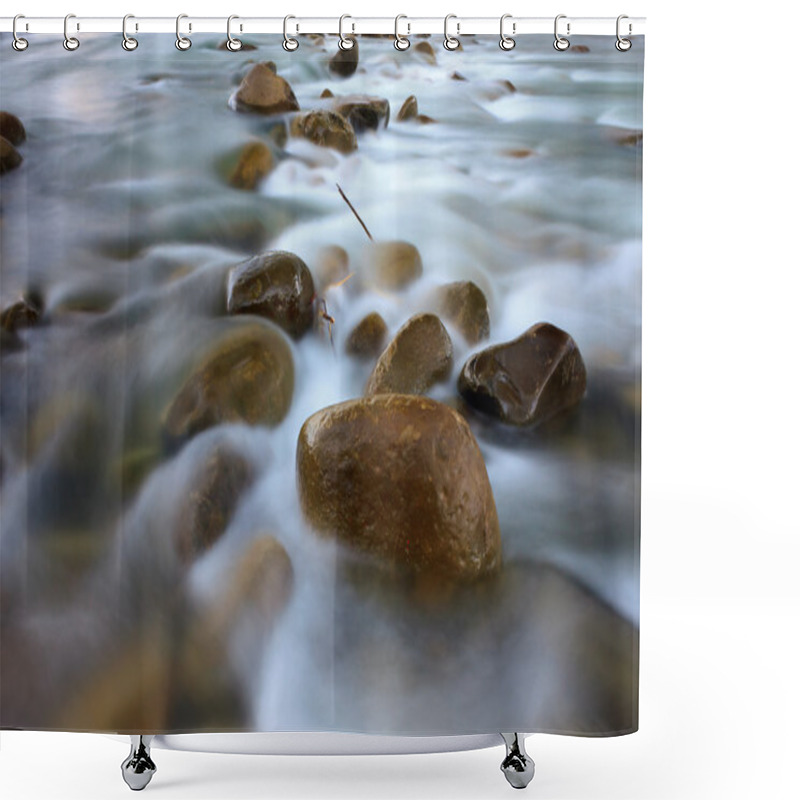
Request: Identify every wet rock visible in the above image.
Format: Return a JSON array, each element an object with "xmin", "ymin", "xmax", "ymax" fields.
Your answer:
[
  {"xmin": 413, "ymin": 41, "xmax": 437, "ymax": 64},
  {"xmin": 572, "ymin": 44, "xmax": 591, "ymax": 53},
  {"xmin": 297, "ymin": 394, "xmax": 501, "ymax": 579},
  {"xmin": 330, "ymin": 95, "xmax": 390, "ymax": 132},
  {"xmin": 346, "ymin": 312, "xmax": 388, "ymax": 360},
  {"xmin": 0, "ymin": 136, "xmax": 23, "ymax": 174},
  {"xmin": 617, "ymin": 130, "xmax": 643, "ymax": 147},
  {"xmin": 365, "ymin": 313, "xmax": 452, "ymax": 396},
  {"xmin": 265, "ymin": 121, "xmax": 288, "ymax": 148},
  {"xmin": 1, "ymin": 294, "xmax": 41, "ymax": 332},
  {"xmin": 174, "ymin": 443, "xmax": 254, "ymax": 563},
  {"xmin": 228, "ymin": 140, "xmax": 274, "ymax": 190},
  {"xmin": 226, "ymin": 250, "xmax": 315, "ymax": 338},
  {"xmin": 362, "ymin": 241, "xmax": 423, "ymax": 290},
  {"xmin": 458, "ymin": 322, "xmax": 587, "ymax": 426},
  {"xmin": 314, "ymin": 244, "xmax": 350, "ymax": 290},
  {"xmin": 0, "ymin": 111, "xmax": 26, "ymax": 146},
  {"xmin": 289, "ymin": 110, "xmax": 357, "ymax": 154},
  {"xmin": 433, "ymin": 281, "xmax": 490, "ymax": 344},
  {"xmin": 233, "ymin": 62, "xmax": 300, "ymax": 115},
  {"xmin": 417, "ymin": 115, "xmax": 436, "ymax": 125},
  {"xmin": 451, "ymin": 71, "xmax": 468, "ymax": 81},
  {"xmin": 397, "ymin": 96, "xmax": 418, "ymax": 121},
  {"xmin": 320, "ymin": 88, "xmax": 334, "ymax": 98},
  {"xmin": 329, "ymin": 39, "xmax": 359, "ymax": 78},
  {"xmin": 163, "ymin": 321, "xmax": 294, "ymax": 443}
]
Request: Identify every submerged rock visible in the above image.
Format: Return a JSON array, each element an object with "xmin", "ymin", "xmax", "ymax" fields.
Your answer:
[
  {"xmin": 362, "ymin": 241, "xmax": 423, "ymax": 290},
  {"xmin": 163, "ymin": 321, "xmax": 294, "ymax": 443},
  {"xmin": 0, "ymin": 136, "xmax": 22, "ymax": 174},
  {"xmin": 458, "ymin": 322, "xmax": 587, "ymax": 426},
  {"xmin": 397, "ymin": 96, "xmax": 418, "ymax": 121},
  {"xmin": 329, "ymin": 39, "xmax": 359, "ymax": 77},
  {"xmin": 296, "ymin": 394, "xmax": 501, "ymax": 579},
  {"xmin": 174, "ymin": 444, "xmax": 254, "ymax": 563},
  {"xmin": 314, "ymin": 245, "xmax": 350, "ymax": 291},
  {"xmin": 0, "ymin": 112, "xmax": 26, "ymax": 146},
  {"xmin": 433, "ymin": 281, "xmax": 490, "ymax": 345},
  {"xmin": 365, "ymin": 313, "xmax": 452, "ymax": 396},
  {"xmin": 320, "ymin": 88, "xmax": 334, "ymax": 98},
  {"xmin": 227, "ymin": 140, "xmax": 274, "ymax": 190},
  {"xmin": 330, "ymin": 95, "xmax": 390, "ymax": 132},
  {"xmin": 345, "ymin": 312, "xmax": 388, "ymax": 360},
  {"xmin": 289, "ymin": 110, "xmax": 357, "ymax": 154},
  {"xmin": 233, "ymin": 63, "xmax": 300, "ymax": 114},
  {"xmin": 226, "ymin": 250, "xmax": 315, "ymax": 338},
  {"xmin": 413, "ymin": 41, "xmax": 437, "ymax": 64},
  {"xmin": 1, "ymin": 294, "xmax": 41, "ymax": 332}
]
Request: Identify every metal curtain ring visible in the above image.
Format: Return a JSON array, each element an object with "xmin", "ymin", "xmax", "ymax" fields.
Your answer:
[
  {"xmin": 394, "ymin": 15, "xmax": 410, "ymax": 51},
  {"xmin": 499, "ymin": 14, "xmax": 515, "ymax": 50},
  {"xmin": 616, "ymin": 14, "xmax": 632, "ymax": 51},
  {"xmin": 63, "ymin": 13, "xmax": 80, "ymax": 51},
  {"xmin": 554, "ymin": 14, "xmax": 570, "ymax": 51},
  {"xmin": 12, "ymin": 14, "xmax": 29, "ymax": 51},
  {"xmin": 283, "ymin": 15, "xmax": 299, "ymax": 51},
  {"xmin": 175, "ymin": 14, "xmax": 192, "ymax": 50},
  {"xmin": 339, "ymin": 14, "xmax": 355, "ymax": 50},
  {"xmin": 122, "ymin": 14, "xmax": 138, "ymax": 51},
  {"xmin": 443, "ymin": 14, "xmax": 459, "ymax": 51},
  {"xmin": 226, "ymin": 15, "xmax": 242, "ymax": 51}
]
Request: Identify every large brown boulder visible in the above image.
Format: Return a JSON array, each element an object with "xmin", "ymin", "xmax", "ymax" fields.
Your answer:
[
  {"xmin": 226, "ymin": 250, "xmax": 315, "ymax": 338},
  {"xmin": 365, "ymin": 313, "xmax": 452, "ymax": 396},
  {"xmin": 289, "ymin": 110, "xmax": 357, "ymax": 154},
  {"xmin": 458, "ymin": 322, "xmax": 587, "ymax": 426},
  {"xmin": 163, "ymin": 321, "xmax": 294, "ymax": 444},
  {"xmin": 233, "ymin": 63, "xmax": 300, "ymax": 115},
  {"xmin": 297, "ymin": 394, "xmax": 501, "ymax": 579}
]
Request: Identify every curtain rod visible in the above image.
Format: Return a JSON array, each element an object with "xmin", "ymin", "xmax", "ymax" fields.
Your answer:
[{"xmin": 0, "ymin": 16, "xmax": 646, "ymax": 37}]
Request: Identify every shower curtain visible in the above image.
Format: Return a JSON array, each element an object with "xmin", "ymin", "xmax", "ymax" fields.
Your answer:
[{"xmin": 0, "ymin": 30, "xmax": 643, "ymax": 737}]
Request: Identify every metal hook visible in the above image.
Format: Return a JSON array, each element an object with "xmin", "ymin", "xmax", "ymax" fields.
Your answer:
[
  {"xmin": 339, "ymin": 15, "xmax": 355, "ymax": 50},
  {"xmin": 226, "ymin": 15, "xmax": 242, "ymax": 51},
  {"xmin": 394, "ymin": 15, "xmax": 410, "ymax": 51},
  {"xmin": 443, "ymin": 14, "xmax": 459, "ymax": 51},
  {"xmin": 499, "ymin": 14, "xmax": 515, "ymax": 50},
  {"xmin": 12, "ymin": 14, "xmax": 28, "ymax": 51},
  {"xmin": 616, "ymin": 14, "xmax": 632, "ymax": 51},
  {"xmin": 175, "ymin": 14, "xmax": 191, "ymax": 50},
  {"xmin": 122, "ymin": 14, "xmax": 138, "ymax": 51},
  {"xmin": 554, "ymin": 14, "xmax": 570, "ymax": 51},
  {"xmin": 63, "ymin": 13, "xmax": 80, "ymax": 51},
  {"xmin": 283, "ymin": 15, "xmax": 299, "ymax": 51}
]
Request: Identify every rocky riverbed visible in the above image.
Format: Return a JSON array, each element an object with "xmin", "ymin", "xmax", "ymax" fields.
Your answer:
[{"xmin": 0, "ymin": 32, "xmax": 643, "ymax": 735}]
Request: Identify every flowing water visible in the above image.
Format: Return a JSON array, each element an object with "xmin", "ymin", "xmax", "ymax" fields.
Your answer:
[{"xmin": 0, "ymin": 32, "xmax": 643, "ymax": 734}]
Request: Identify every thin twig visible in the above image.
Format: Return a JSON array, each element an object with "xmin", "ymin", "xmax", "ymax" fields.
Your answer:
[{"xmin": 336, "ymin": 183, "xmax": 373, "ymax": 242}]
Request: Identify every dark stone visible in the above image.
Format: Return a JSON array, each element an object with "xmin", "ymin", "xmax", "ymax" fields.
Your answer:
[
  {"xmin": 226, "ymin": 250, "xmax": 316, "ymax": 338},
  {"xmin": 397, "ymin": 96, "xmax": 418, "ymax": 121},
  {"xmin": 433, "ymin": 281, "xmax": 490, "ymax": 344},
  {"xmin": 329, "ymin": 39, "xmax": 359, "ymax": 78},
  {"xmin": 228, "ymin": 140, "xmax": 274, "ymax": 190},
  {"xmin": 0, "ymin": 136, "xmax": 23, "ymax": 174},
  {"xmin": 0, "ymin": 112, "xmax": 26, "ymax": 146},
  {"xmin": 330, "ymin": 95, "xmax": 390, "ymax": 132},
  {"xmin": 345, "ymin": 312, "xmax": 388, "ymax": 360},
  {"xmin": 458, "ymin": 322, "xmax": 587, "ymax": 426},
  {"xmin": 289, "ymin": 110, "xmax": 357, "ymax": 154}
]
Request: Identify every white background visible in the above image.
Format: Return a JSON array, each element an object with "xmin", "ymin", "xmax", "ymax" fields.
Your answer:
[{"xmin": 1, "ymin": 1, "xmax": 798, "ymax": 798}]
